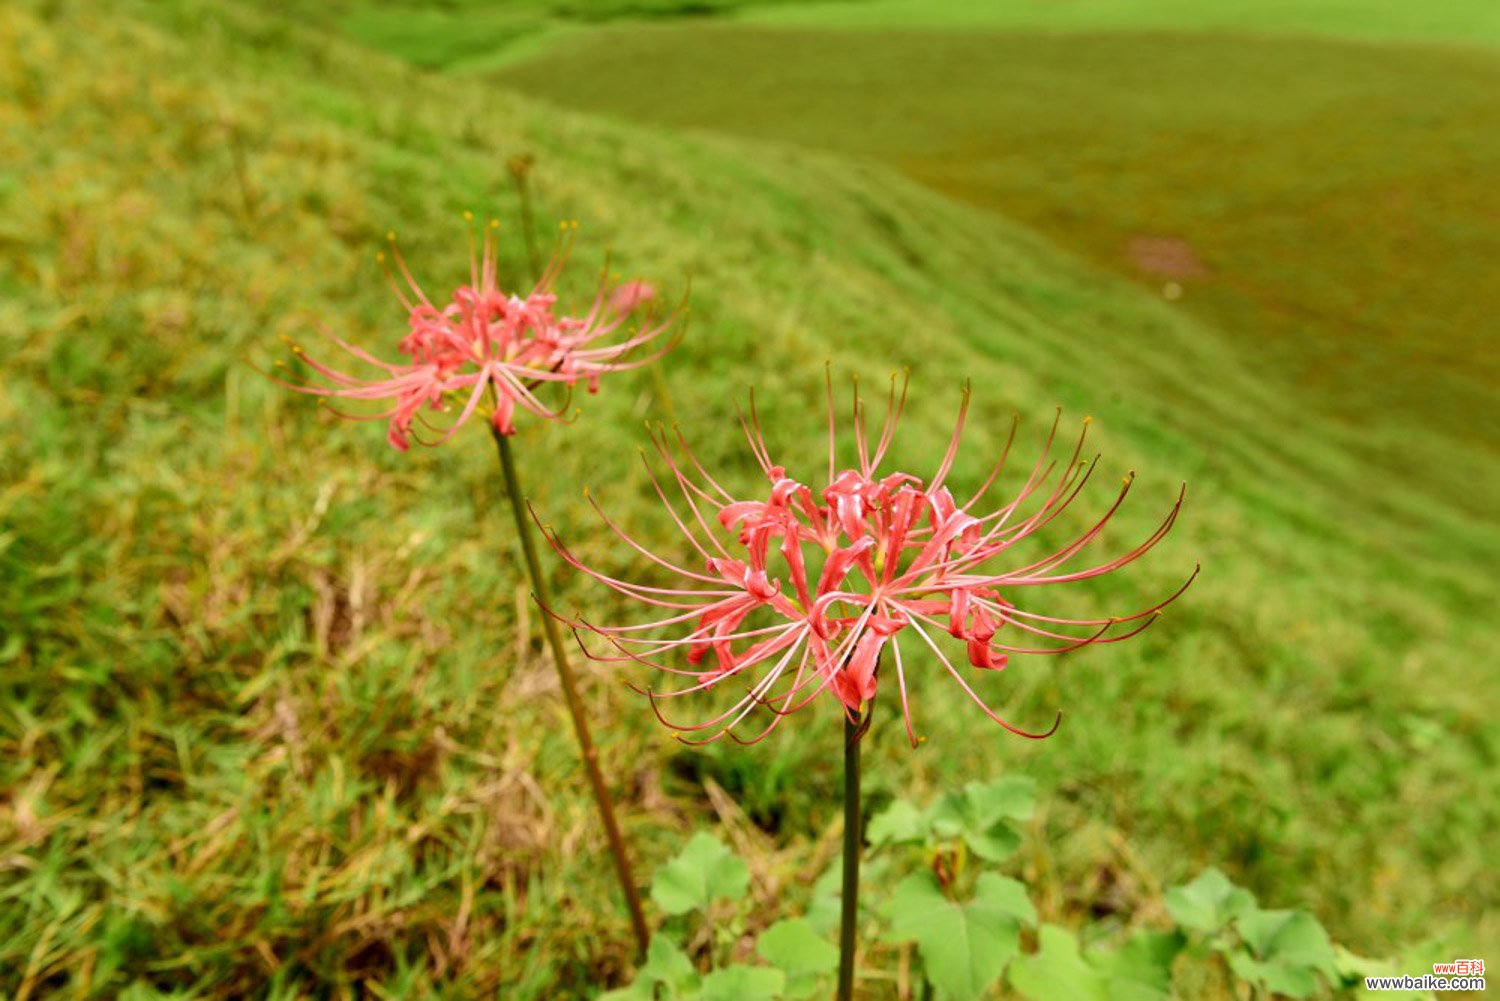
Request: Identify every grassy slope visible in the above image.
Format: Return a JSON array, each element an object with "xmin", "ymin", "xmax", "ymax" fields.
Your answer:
[
  {"xmin": 1, "ymin": 1, "xmax": 1495, "ymax": 998},
  {"xmin": 488, "ymin": 24, "xmax": 1500, "ymax": 529},
  {"xmin": 331, "ymin": 0, "xmax": 1500, "ymax": 74},
  {"xmin": 737, "ymin": 0, "xmax": 1500, "ymax": 46}
]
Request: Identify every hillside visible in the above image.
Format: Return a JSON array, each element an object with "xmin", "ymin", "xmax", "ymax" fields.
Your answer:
[
  {"xmin": 1, "ymin": 0, "xmax": 1494, "ymax": 996},
  {"xmin": 487, "ymin": 19, "xmax": 1500, "ymax": 532}
]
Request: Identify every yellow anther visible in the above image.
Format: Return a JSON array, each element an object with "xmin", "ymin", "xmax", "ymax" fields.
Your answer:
[
  {"xmin": 1083, "ymin": 415, "xmax": 1093, "ymax": 424},
  {"xmin": 463, "ymin": 210, "xmax": 474, "ymax": 222},
  {"xmin": 376, "ymin": 251, "xmax": 386, "ymax": 263},
  {"xmin": 490, "ymin": 219, "xmax": 500, "ymax": 229},
  {"xmin": 386, "ymin": 230, "xmax": 396, "ymax": 241}
]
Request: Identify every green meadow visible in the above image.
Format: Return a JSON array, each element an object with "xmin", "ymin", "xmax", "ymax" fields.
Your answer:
[
  {"xmin": 488, "ymin": 19, "xmax": 1500, "ymax": 520},
  {"xmin": 2, "ymin": 0, "xmax": 1496, "ymax": 998},
  {"xmin": 733, "ymin": 0, "xmax": 1500, "ymax": 43}
]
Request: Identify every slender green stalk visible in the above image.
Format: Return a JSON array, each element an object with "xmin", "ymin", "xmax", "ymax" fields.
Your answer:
[
  {"xmin": 648, "ymin": 363, "xmax": 678, "ymax": 425},
  {"xmin": 491, "ymin": 427, "xmax": 650, "ymax": 956},
  {"xmin": 838, "ymin": 709, "xmax": 864, "ymax": 1001},
  {"xmin": 507, "ymin": 154, "xmax": 543, "ymax": 283}
]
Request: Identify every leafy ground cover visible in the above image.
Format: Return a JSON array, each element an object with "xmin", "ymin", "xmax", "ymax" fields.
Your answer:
[{"xmin": 1, "ymin": 0, "xmax": 1495, "ymax": 997}]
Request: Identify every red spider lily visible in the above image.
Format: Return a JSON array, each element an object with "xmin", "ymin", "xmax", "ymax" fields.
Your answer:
[
  {"xmin": 277, "ymin": 219, "xmax": 680, "ymax": 450},
  {"xmin": 542, "ymin": 377, "xmax": 1196, "ymax": 747}
]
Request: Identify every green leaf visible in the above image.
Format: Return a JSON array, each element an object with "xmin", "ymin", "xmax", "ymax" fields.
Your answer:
[
  {"xmin": 966, "ymin": 776, "xmax": 1036, "ymax": 822},
  {"xmin": 886, "ymin": 871, "xmax": 1028, "ymax": 1000},
  {"xmin": 1164, "ymin": 868, "xmax": 1255, "ymax": 935},
  {"xmin": 973, "ymin": 872, "xmax": 1038, "ymax": 928},
  {"xmin": 757, "ymin": 918, "xmax": 838, "ymax": 998},
  {"xmin": 697, "ymin": 964, "xmax": 785, "ymax": 1001},
  {"xmin": 650, "ymin": 832, "xmax": 750, "ymax": 916},
  {"xmin": 1332, "ymin": 946, "xmax": 1429, "ymax": 997},
  {"xmin": 599, "ymin": 937, "xmax": 699, "ymax": 1000},
  {"xmin": 597, "ymin": 942, "xmax": 696, "ymax": 1001},
  {"xmin": 1231, "ymin": 908, "xmax": 1338, "ymax": 997},
  {"xmin": 868, "ymin": 798, "xmax": 927, "ymax": 847},
  {"xmin": 1247, "ymin": 909, "xmax": 1337, "ymax": 971},
  {"xmin": 1228, "ymin": 952, "xmax": 1321, "ymax": 1000},
  {"xmin": 805, "ymin": 861, "xmax": 843, "ymax": 935},
  {"xmin": 642, "ymin": 936, "xmax": 700, "ymax": 993},
  {"xmin": 1332, "ymin": 944, "xmax": 1394, "ymax": 982},
  {"xmin": 927, "ymin": 777, "xmax": 1033, "ymax": 862},
  {"xmin": 805, "ymin": 855, "xmax": 893, "ymax": 935},
  {"xmin": 1091, "ymin": 930, "xmax": 1184, "ymax": 1001},
  {"xmin": 1009, "ymin": 925, "xmax": 1108, "ymax": 1001}
]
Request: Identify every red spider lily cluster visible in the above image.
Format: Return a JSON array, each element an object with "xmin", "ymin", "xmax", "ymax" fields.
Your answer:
[
  {"xmin": 545, "ymin": 379, "xmax": 1195, "ymax": 746},
  {"xmin": 280, "ymin": 219, "xmax": 678, "ymax": 450}
]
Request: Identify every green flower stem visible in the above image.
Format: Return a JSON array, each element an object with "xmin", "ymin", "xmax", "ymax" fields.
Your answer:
[
  {"xmin": 838, "ymin": 708, "xmax": 864, "ymax": 1001},
  {"xmin": 507, "ymin": 155, "xmax": 543, "ymax": 284},
  {"xmin": 492, "ymin": 427, "xmax": 650, "ymax": 957}
]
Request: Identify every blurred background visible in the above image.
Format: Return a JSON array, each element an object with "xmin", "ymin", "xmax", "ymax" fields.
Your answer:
[{"xmin": 1, "ymin": 0, "xmax": 1496, "ymax": 997}]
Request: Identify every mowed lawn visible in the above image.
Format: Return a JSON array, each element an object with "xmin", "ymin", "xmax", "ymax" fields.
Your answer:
[{"xmin": 489, "ymin": 24, "xmax": 1500, "ymax": 526}]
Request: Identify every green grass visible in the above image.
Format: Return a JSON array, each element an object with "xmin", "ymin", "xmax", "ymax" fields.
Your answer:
[
  {"xmin": 489, "ymin": 25, "xmax": 1500, "ymax": 528},
  {"xmin": 1, "ymin": 0, "xmax": 1495, "ymax": 997},
  {"xmin": 328, "ymin": 0, "xmax": 1500, "ymax": 76},
  {"xmin": 323, "ymin": 0, "xmax": 806, "ymax": 72},
  {"xmin": 735, "ymin": 0, "xmax": 1500, "ymax": 47}
]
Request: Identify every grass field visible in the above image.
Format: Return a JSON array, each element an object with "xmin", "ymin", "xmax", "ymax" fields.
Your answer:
[
  {"xmin": 488, "ymin": 23, "xmax": 1500, "ymax": 528},
  {"xmin": 2, "ymin": 0, "xmax": 1496, "ymax": 997},
  {"xmin": 734, "ymin": 0, "xmax": 1500, "ymax": 45}
]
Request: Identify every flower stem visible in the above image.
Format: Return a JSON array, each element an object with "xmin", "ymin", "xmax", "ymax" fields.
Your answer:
[
  {"xmin": 507, "ymin": 154, "xmax": 542, "ymax": 284},
  {"xmin": 491, "ymin": 427, "xmax": 650, "ymax": 957},
  {"xmin": 838, "ymin": 709, "xmax": 864, "ymax": 1001}
]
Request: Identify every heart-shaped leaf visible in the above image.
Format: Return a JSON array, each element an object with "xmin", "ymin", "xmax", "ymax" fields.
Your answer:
[
  {"xmin": 928, "ymin": 777, "xmax": 1033, "ymax": 862},
  {"xmin": 650, "ymin": 832, "xmax": 750, "ymax": 916},
  {"xmin": 1091, "ymin": 929, "xmax": 1184, "ymax": 1001},
  {"xmin": 599, "ymin": 937, "xmax": 699, "ymax": 1000},
  {"xmin": 1009, "ymin": 925, "xmax": 1108, "ymax": 1001},
  {"xmin": 868, "ymin": 798, "xmax": 927, "ymax": 848},
  {"xmin": 1228, "ymin": 952, "xmax": 1321, "ymax": 1000},
  {"xmin": 1232, "ymin": 908, "xmax": 1338, "ymax": 998},
  {"xmin": 697, "ymin": 964, "xmax": 784, "ymax": 1001},
  {"xmin": 1164, "ymin": 868, "xmax": 1255, "ymax": 935},
  {"xmin": 886, "ymin": 871, "xmax": 1029, "ymax": 1000},
  {"xmin": 757, "ymin": 918, "xmax": 838, "ymax": 999}
]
